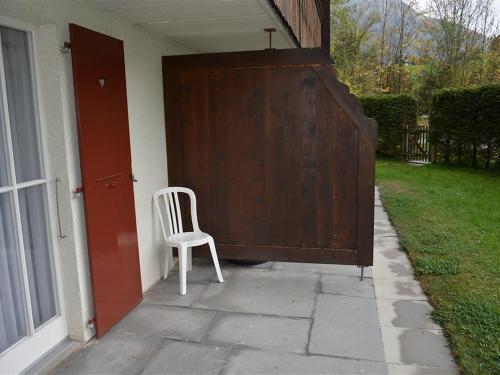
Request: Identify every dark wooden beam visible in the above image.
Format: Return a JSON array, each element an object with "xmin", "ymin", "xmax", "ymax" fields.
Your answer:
[
  {"xmin": 315, "ymin": 0, "xmax": 331, "ymax": 51},
  {"xmin": 163, "ymin": 48, "xmax": 332, "ymax": 72},
  {"xmin": 194, "ymin": 244, "xmax": 358, "ymax": 265}
]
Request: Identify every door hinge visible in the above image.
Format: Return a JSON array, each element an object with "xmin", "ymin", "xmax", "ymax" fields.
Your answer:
[
  {"xmin": 73, "ymin": 186, "xmax": 84, "ymax": 199},
  {"xmin": 61, "ymin": 41, "xmax": 72, "ymax": 54},
  {"xmin": 86, "ymin": 317, "xmax": 96, "ymax": 329}
]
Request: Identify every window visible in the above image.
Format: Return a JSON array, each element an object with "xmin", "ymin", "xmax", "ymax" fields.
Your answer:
[{"xmin": 0, "ymin": 25, "xmax": 57, "ymax": 354}]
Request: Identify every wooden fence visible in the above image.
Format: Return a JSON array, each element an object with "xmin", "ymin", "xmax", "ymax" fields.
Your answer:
[{"xmin": 401, "ymin": 125, "xmax": 433, "ymax": 163}]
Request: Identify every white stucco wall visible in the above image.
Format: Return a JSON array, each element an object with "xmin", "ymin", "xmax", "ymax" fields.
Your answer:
[{"xmin": 0, "ymin": 0, "xmax": 191, "ymax": 342}]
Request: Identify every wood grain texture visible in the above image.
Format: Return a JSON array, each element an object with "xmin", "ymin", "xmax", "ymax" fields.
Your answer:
[
  {"xmin": 163, "ymin": 49, "xmax": 376, "ymax": 266},
  {"xmin": 271, "ymin": 0, "xmax": 324, "ymax": 48}
]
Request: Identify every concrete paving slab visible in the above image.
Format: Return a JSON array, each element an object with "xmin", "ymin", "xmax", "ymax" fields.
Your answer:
[
  {"xmin": 377, "ymin": 300, "xmax": 440, "ymax": 329},
  {"xmin": 381, "ymin": 327, "xmax": 457, "ymax": 368},
  {"xmin": 374, "ymin": 278, "xmax": 427, "ymax": 301},
  {"xmin": 388, "ymin": 364, "xmax": 458, "ymax": 374},
  {"xmin": 207, "ymin": 312, "xmax": 310, "ymax": 354},
  {"xmin": 272, "ymin": 262, "xmax": 372, "ymax": 278},
  {"xmin": 372, "ymin": 258, "xmax": 415, "ymax": 279},
  {"xmin": 223, "ymin": 261, "xmax": 275, "ymax": 269},
  {"xmin": 375, "ymin": 207, "xmax": 389, "ymax": 219},
  {"xmin": 374, "ymin": 218, "xmax": 393, "ymax": 226},
  {"xmin": 54, "ymin": 332, "xmax": 161, "ymax": 375},
  {"xmin": 112, "ymin": 304, "xmax": 216, "ymax": 342},
  {"xmin": 140, "ymin": 340, "xmax": 231, "ymax": 375},
  {"xmin": 372, "ymin": 245, "xmax": 405, "ymax": 260},
  {"xmin": 373, "ymin": 223, "xmax": 397, "ymax": 232},
  {"xmin": 167, "ymin": 258, "xmax": 216, "ymax": 284},
  {"xmin": 374, "ymin": 256, "xmax": 412, "ymax": 276},
  {"xmin": 375, "ymin": 213, "xmax": 389, "ymax": 222},
  {"xmin": 374, "ymin": 222, "xmax": 399, "ymax": 237},
  {"xmin": 374, "ymin": 248, "xmax": 410, "ymax": 261},
  {"xmin": 225, "ymin": 349, "xmax": 388, "ymax": 375},
  {"xmin": 309, "ymin": 294, "xmax": 385, "ymax": 361},
  {"xmin": 321, "ymin": 275, "xmax": 375, "ymax": 298},
  {"xmin": 52, "ymin": 186, "xmax": 458, "ymax": 375},
  {"xmin": 143, "ymin": 281, "xmax": 207, "ymax": 307},
  {"xmin": 374, "ymin": 236, "xmax": 401, "ymax": 250},
  {"xmin": 194, "ymin": 268, "xmax": 318, "ymax": 318}
]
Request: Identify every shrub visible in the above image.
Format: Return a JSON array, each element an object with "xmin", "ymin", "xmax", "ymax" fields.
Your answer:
[
  {"xmin": 430, "ymin": 84, "xmax": 500, "ymax": 168},
  {"xmin": 359, "ymin": 94, "xmax": 418, "ymax": 158}
]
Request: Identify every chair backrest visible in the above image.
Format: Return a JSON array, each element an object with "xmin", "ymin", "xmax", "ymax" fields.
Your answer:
[{"xmin": 153, "ymin": 187, "xmax": 200, "ymax": 239}]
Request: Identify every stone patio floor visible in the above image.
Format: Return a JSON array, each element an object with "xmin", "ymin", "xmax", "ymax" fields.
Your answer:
[{"xmin": 52, "ymin": 190, "xmax": 458, "ymax": 375}]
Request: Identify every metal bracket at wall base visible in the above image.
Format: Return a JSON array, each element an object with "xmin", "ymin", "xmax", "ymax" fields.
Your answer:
[
  {"xmin": 358, "ymin": 266, "xmax": 365, "ymax": 281},
  {"xmin": 73, "ymin": 186, "xmax": 84, "ymax": 199},
  {"xmin": 60, "ymin": 42, "xmax": 72, "ymax": 54},
  {"xmin": 86, "ymin": 318, "xmax": 95, "ymax": 329},
  {"xmin": 55, "ymin": 178, "xmax": 67, "ymax": 239}
]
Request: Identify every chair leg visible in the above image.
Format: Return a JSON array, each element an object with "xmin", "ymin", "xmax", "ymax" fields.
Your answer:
[
  {"xmin": 179, "ymin": 245, "xmax": 188, "ymax": 295},
  {"xmin": 187, "ymin": 247, "xmax": 192, "ymax": 271},
  {"xmin": 163, "ymin": 247, "xmax": 170, "ymax": 280},
  {"xmin": 208, "ymin": 238, "xmax": 224, "ymax": 283}
]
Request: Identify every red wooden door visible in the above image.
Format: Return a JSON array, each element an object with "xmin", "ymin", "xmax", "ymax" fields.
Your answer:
[{"xmin": 69, "ymin": 24, "xmax": 142, "ymax": 336}]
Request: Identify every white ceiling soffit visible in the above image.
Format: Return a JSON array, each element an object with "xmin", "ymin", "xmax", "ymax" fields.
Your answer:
[{"xmin": 90, "ymin": 0, "xmax": 297, "ymax": 53}]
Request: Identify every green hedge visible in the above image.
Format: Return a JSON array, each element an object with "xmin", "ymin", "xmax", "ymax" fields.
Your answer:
[
  {"xmin": 359, "ymin": 94, "xmax": 418, "ymax": 157},
  {"xmin": 430, "ymin": 84, "xmax": 500, "ymax": 167}
]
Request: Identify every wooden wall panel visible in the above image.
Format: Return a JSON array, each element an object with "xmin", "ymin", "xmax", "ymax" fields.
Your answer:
[
  {"xmin": 206, "ymin": 69, "xmax": 268, "ymax": 245},
  {"xmin": 179, "ymin": 71, "xmax": 210, "ymax": 232},
  {"xmin": 272, "ymin": 0, "xmax": 323, "ymax": 48},
  {"xmin": 163, "ymin": 49, "xmax": 376, "ymax": 266}
]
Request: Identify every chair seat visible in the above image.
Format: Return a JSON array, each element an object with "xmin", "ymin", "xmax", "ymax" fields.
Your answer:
[{"xmin": 166, "ymin": 231, "xmax": 212, "ymax": 247}]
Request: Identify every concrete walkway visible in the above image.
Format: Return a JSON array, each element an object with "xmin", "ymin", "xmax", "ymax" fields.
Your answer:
[
  {"xmin": 53, "ymin": 190, "xmax": 458, "ymax": 375},
  {"xmin": 372, "ymin": 189, "xmax": 457, "ymax": 374}
]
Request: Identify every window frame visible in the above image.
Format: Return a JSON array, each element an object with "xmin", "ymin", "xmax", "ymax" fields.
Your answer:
[{"xmin": 0, "ymin": 15, "xmax": 65, "ymax": 358}]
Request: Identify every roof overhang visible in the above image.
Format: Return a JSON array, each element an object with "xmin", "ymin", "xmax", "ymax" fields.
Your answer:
[{"xmin": 90, "ymin": 0, "xmax": 297, "ymax": 53}]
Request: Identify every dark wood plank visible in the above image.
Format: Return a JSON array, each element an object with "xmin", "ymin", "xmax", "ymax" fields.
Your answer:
[
  {"xmin": 206, "ymin": 68, "xmax": 268, "ymax": 244},
  {"xmin": 163, "ymin": 60, "xmax": 183, "ymax": 188},
  {"xmin": 296, "ymin": 69, "xmax": 320, "ymax": 247},
  {"xmin": 179, "ymin": 70, "xmax": 211, "ymax": 232},
  {"xmin": 194, "ymin": 244, "xmax": 357, "ymax": 265},
  {"xmin": 267, "ymin": 67, "xmax": 305, "ymax": 247},
  {"xmin": 357, "ymin": 129, "xmax": 376, "ymax": 266},
  {"xmin": 164, "ymin": 48, "xmax": 331, "ymax": 72}
]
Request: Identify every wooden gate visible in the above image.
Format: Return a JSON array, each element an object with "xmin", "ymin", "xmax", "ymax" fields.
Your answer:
[
  {"xmin": 163, "ymin": 49, "xmax": 377, "ymax": 266},
  {"xmin": 401, "ymin": 125, "xmax": 432, "ymax": 163}
]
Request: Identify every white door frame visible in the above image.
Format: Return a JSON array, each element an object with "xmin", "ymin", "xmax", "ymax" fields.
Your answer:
[{"xmin": 0, "ymin": 15, "xmax": 68, "ymax": 374}]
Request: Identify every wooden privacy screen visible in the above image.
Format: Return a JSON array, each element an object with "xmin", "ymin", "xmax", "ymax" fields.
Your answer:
[{"xmin": 163, "ymin": 48, "xmax": 377, "ymax": 266}]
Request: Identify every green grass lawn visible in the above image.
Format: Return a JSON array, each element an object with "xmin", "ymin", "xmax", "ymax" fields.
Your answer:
[{"xmin": 376, "ymin": 160, "xmax": 500, "ymax": 375}]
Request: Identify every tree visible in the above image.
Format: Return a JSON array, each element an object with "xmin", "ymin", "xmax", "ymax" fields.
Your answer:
[
  {"xmin": 329, "ymin": 0, "xmax": 499, "ymax": 110},
  {"xmin": 426, "ymin": 0, "xmax": 498, "ymax": 87},
  {"xmin": 330, "ymin": 0, "xmax": 380, "ymax": 94},
  {"xmin": 376, "ymin": 0, "xmax": 393, "ymax": 90},
  {"xmin": 385, "ymin": 0, "xmax": 418, "ymax": 92}
]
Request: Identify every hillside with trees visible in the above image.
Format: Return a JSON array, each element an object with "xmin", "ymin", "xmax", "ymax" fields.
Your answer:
[{"xmin": 331, "ymin": 0, "xmax": 500, "ymax": 113}]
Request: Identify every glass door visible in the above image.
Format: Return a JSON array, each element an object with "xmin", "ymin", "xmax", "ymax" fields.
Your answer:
[{"xmin": 0, "ymin": 24, "xmax": 67, "ymax": 374}]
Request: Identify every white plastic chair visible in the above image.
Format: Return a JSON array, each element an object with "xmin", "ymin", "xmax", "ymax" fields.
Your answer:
[{"xmin": 153, "ymin": 187, "xmax": 224, "ymax": 295}]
